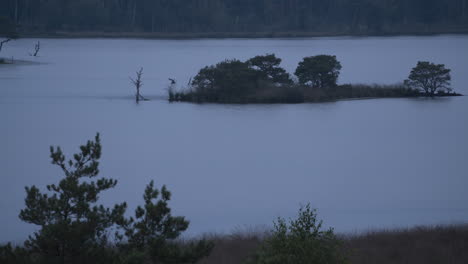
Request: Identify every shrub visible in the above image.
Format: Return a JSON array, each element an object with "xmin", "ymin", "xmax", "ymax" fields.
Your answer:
[{"xmin": 247, "ymin": 204, "xmax": 345, "ymax": 264}]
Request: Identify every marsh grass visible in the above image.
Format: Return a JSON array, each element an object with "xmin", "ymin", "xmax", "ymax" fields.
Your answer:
[
  {"xmin": 169, "ymin": 83, "xmax": 461, "ymax": 104},
  {"xmin": 2, "ymin": 224, "xmax": 467, "ymax": 263},
  {"xmin": 197, "ymin": 224, "xmax": 468, "ymax": 264}
]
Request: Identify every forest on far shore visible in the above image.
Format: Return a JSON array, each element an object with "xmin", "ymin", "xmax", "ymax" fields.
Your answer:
[{"xmin": 1, "ymin": 0, "xmax": 468, "ymax": 36}]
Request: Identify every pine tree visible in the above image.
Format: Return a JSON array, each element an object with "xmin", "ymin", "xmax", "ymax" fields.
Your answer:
[
  {"xmin": 122, "ymin": 181, "xmax": 213, "ymax": 264},
  {"xmin": 248, "ymin": 204, "xmax": 345, "ymax": 264},
  {"xmin": 18, "ymin": 133, "xmax": 127, "ymax": 264},
  {"xmin": 7, "ymin": 133, "xmax": 212, "ymax": 264}
]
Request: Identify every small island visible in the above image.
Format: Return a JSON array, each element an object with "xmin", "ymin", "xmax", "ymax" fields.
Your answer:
[{"xmin": 168, "ymin": 54, "xmax": 461, "ymax": 104}]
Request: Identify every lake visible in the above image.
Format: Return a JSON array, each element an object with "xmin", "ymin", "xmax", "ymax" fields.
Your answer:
[{"xmin": 1, "ymin": 36, "xmax": 467, "ymax": 243}]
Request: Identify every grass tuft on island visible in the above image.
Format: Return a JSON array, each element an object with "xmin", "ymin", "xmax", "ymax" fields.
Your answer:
[
  {"xmin": 168, "ymin": 54, "xmax": 461, "ymax": 104},
  {"xmin": 171, "ymin": 83, "xmax": 461, "ymax": 104}
]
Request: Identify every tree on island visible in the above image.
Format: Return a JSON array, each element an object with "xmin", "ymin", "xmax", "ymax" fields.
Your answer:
[
  {"xmin": 0, "ymin": 17, "xmax": 18, "ymax": 53},
  {"xmin": 191, "ymin": 59, "xmax": 259, "ymax": 102},
  {"xmin": 294, "ymin": 55, "xmax": 342, "ymax": 89},
  {"xmin": 247, "ymin": 54, "xmax": 292, "ymax": 85},
  {"xmin": 404, "ymin": 61, "xmax": 452, "ymax": 97},
  {"xmin": 184, "ymin": 55, "xmax": 297, "ymax": 103}
]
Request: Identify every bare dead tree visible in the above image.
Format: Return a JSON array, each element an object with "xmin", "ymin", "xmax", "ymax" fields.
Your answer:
[
  {"xmin": 130, "ymin": 67, "xmax": 148, "ymax": 103},
  {"xmin": 0, "ymin": 38, "xmax": 14, "ymax": 53},
  {"xmin": 29, "ymin": 41, "xmax": 40, "ymax": 56},
  {"xmin": 0, "ymin": 17, "xmax": 18, "ymax": 54}
]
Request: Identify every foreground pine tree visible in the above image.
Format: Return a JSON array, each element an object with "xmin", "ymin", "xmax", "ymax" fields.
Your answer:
[
  {"xmin": 0, "ymin": 133, "xmax": 212, "ymax": 264},
  {"xmin": 120, "ymin": 181, "xmax": 213, "ymax": 263},
  {"xmin": 18, "ymin": 133, "xmax": 127, "ymax": 264}
]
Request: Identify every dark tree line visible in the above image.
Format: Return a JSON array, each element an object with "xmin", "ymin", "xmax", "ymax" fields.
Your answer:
[{"xmin": 1, "ymin": 0, "xmax": 468, "ymax": 34}]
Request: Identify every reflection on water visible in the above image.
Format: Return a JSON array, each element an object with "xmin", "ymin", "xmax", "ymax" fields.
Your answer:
[{"xmin": 1, "ymin": 36, "xmax": 468, "ymax": 242}]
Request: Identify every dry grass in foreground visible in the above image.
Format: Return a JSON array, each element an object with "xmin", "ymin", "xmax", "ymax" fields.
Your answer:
[{"xmin": 197, "ymin": 224, "xmax": 468, "ymax": 264}]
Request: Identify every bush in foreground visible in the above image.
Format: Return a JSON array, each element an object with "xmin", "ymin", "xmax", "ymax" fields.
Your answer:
[{"xmin": 247, "ymin": 204, "xmax": 346, "ymax": 264}]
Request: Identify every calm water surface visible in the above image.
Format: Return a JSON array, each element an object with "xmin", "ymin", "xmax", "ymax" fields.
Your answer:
[{"xmin": 1, "ymin": 36, "xmax": 467, "ymax": 242}]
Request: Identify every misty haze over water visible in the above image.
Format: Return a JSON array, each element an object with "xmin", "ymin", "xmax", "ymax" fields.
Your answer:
[{"xmin": 1, "ymin": 36, "xmax": 467, "ymax": 243}]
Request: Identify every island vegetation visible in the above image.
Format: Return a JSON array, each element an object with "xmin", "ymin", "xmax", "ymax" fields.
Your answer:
[
  {"xmin": 168, "ymin": 54, "xmax": 461, "ymax": 104},
  {"xmin": 1, "ymin": 0, "xmax": 468, "ymax": 37},
  {"xmin": 404, "ymin": 61, "xmax": 453, "ymax": 97}
]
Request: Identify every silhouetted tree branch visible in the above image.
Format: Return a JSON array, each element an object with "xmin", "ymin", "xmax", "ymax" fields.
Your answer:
[
  {"xmin": 130, "ymin": 67, "xmax": 148, "ymax": 103},
  {"xmin": 0, "ymin": 39, "xmax": 12, "ymax": 53},
  {"xmin": 0, "ymin": 17, "xmax": 18, "ymax": 53},
  {"xmin": 29, "ymin": 41, "xmax": 40, "ymax": 57}
]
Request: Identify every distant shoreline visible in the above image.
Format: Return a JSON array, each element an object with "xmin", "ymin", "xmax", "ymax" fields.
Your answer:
[{"xmin": 17, "ymin": 29, "xmax": 468, "ymax": 39}]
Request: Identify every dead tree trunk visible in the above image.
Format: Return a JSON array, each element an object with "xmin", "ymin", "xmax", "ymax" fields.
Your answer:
[
  {"xmin": 30, "ymin": 41, "xmax": 40, "ymax": 56},
  {"xmin": 34, "ymin": 41, "xmax": 40, "ymax": 56},
  {"xmin": 0, "ymin": 38, "xmax": 13, "ymax": 53},
  {"xmin": 130, "ymin": 67, "xmax": 148, "ymax": 103}
]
